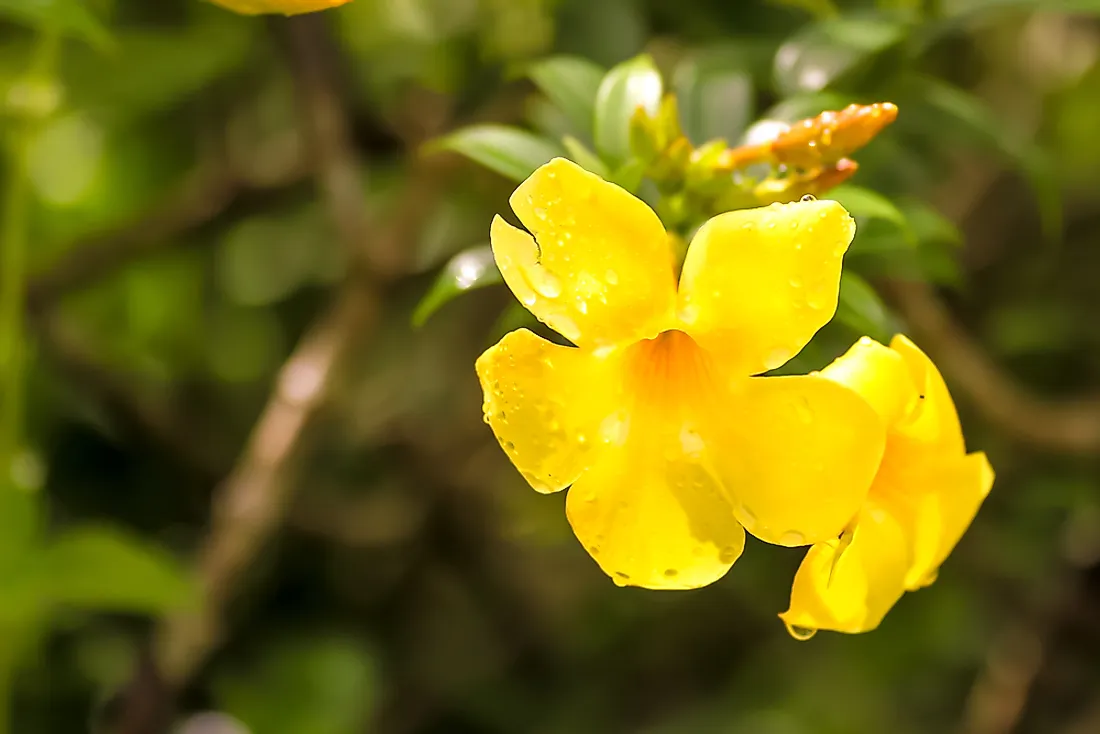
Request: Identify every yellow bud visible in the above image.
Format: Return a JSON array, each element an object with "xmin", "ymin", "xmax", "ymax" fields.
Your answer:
[{"xmin": 207, "ymin": 0, "xmax": 352, "ymax": 15}]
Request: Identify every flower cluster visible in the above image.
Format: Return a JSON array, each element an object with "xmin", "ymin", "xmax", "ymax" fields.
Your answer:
[{"xmin": 476, "ymin": 157, "xmax": 992, "ymax": 637}]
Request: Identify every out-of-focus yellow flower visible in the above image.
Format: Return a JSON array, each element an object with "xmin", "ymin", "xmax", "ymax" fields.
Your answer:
[
  {"xmin": 476, "ymin": 158, "xmax": 884, "ymax": 589},
  {"xmin": 780, "ymin": 335, "xmax": 994, "ymax": 635},
  {"xmin": 207, "ymin": 0, "xmax": 351, "ymax": 15}
]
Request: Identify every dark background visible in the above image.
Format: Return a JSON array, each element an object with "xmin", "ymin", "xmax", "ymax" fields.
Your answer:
[{"xmin": 2, "ymin": 0, "xmax": 1100, "ymax": 732}]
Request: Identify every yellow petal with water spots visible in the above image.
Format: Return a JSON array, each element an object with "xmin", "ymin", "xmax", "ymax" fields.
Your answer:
[
  {"xmin": 565, "ymin": 430, "xmax": 746, "ymax": 591},
  {"xmin": 874, "ymin": 451, "xmax": 994, "ymax": 590},
  {"xmin": 711, "ymin": 374, "xmax": 884, "ymax": 546},
  {"xmin": 208, "ymin": 0, "xmax": 351, "ymax": 15},
  {"xmin": 476, "ymin": 329, "xmax": 623, "ymax": 494},
  {"xmin": 494, "ymin": 158, "xmax": 677, "ymax": 347},
  {"xmin": 889, "ymin": 334, "xmax": 965, "ymax": 453},
  {"xmin": 564, "ymin": 329, "xmax": 745, "ymax": 589},
  {"xmin": 780, "ymin": 500, "xmax": 910, "ymax": 635},
  {"xmin": 677, "ymin": 199, "xmax": 856, "ymax": 376},
  {"xmin": 820, "ymin": 337, "xmax": 918, "ymax": 427}
]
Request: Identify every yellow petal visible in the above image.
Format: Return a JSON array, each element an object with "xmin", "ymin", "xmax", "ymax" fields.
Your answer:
[
  {"xmin": 476, "ymin": 329, "xmax": 623, "ymax": 493},
  {"xmin": 780, "ymin": 500, "xmax": 910, "ymax": 635},
  {"xmin": 820, "ymin": 336, "xmax": 918, "ymax": 427},
  {"xmin": 889, "ymin": 334, "xmax": 965, "ymax": 452},
  {"xmin": 711, "ymin": 374, "xmax": 885, "ymax": 546},
  {"xmin": 208, "ymin": 0, "xmax": 351, "ymax": 14},
  {"xmin": 565, "ymin": 329, "xmax": 745, "ymax": 589},
  {"xmin": 565, "ymin": 427, "xmax": 746, "ymax": 591},
  {"xmin": 677, "ymin": 199, "xmax": 856, "ymax": 376},
  {"xmin": 875, "ymin": 451, "xmax": 994, "ymax": 589},
  {"xmin": 494, "ymin": 158, "xmax": 677, "ymax": 347}
]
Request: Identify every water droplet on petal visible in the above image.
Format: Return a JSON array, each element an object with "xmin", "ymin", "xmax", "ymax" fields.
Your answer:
[
  {"xmin": 766, "ymin": 221, "xmax": 777, "ymax": 230},
  {"xmin": 600, "ymin": 413, "xmax": 629, "ymax": 445},
  {"xmin": 919, "ymin": 568, "xmax": 939, "ymax": 586},
  {"xmin": 533, "ymin": 270, "xmax": 562, "ymax": 298},
  {"xmin": 789, "ymin": 221, "xmax": 799, "ymax": 230},
  {"xmin": 663, "ymin": 568, "xmax": 679, "ymax": 578},
  {"xmin": 785, "ymin": 622, "xmax": 817, "ymax": 641},
  {"xmin": 533, "ymin": 206, "xmax": 548, "ymax": 220},
  {"xmin": 605, "ymin": 269, "xmax": 619, "ymax": 285},
  {"xmin": 793, "ymin": 396, "xmax": 813, "ymax": 424},
  {"xmin": 779, "ymin": 530, "xmax": 806, "ymax": 546},
  {"xmin": 553, "ymin": 314, "xmax": 581, "ymax": 342},
  {"xmin": 678, "ymin": 304, "xmax": 700, "ymax": 324},
  {"xmin": 738, "ymin": 505, "xmax": 757, "ymax": 531},
  {"xmin": 858, "ymin": 336, "xmax": 873, "ymax": 347},
  {"xmin": 522, "ymin": 292, "xmax": 537, "ymax": 306},
  {"xmin": 819, "ymin": 210, "xmax": 829, "ymax": 220},
  {"xmin": 789, "ymin": 277, "xmax": 803, "ymax": 289},
  {"xmin": 613, "ymin": 571, "xmax": 631, "ymax": 586},
  {"xmin": 679, "ymin": 425, "xmax": 705, "ymax": 456},
  {"xmin": 764, "ymin": 347, "xmax": 792, "ymax": 371},
  {"xmin": 719, "ymin": 545, "xmax": 741, "ymax": 564},
  {"xmin": 800, "ymin": 194, "xmax": 816, "ymax": 202}
]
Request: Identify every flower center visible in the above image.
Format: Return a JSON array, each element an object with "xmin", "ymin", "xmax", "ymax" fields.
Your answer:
[{"xmin": 622, "ymin": 329, "xmax": 717, "ymax": 425}]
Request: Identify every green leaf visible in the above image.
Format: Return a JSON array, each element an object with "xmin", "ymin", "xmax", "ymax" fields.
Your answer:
[
  {"xmin": 830, "ymin": 185, "xmax": 912, "ymax": 238},
  {"xmin": 906, "ymin": 75, "xmax": 1062, "ymax": 243},
  {"xmin": 426, "ymin": 125, "xmax": 564, "ymax": 182},
  {"xmin": 608, "ymin": 158, "xmax": 646, "ymax": 194},
  {"xmin": 773, "ymin": 16, "xmax": 908, "ymax": 96},
  {"xmin": 561, "ymin": 135, "xmax": 610, "ymax": 177},
  {"xmin": 413, "ymin": 246, "xmax": 502, "ymax": 327},
  {"xmin": 0, "ymin": 0, "xmax": 110, "ymax": 48},
  {"xmin": 219, "ymin": 635, "xmax": 378, "ymax": 734},
  {"xmin": 765, "ymin": 0, "xmax": 840, "ymax": 19},
  {"xmin": 593, "ymin": 54, "xmax": 663, "ymax": 164},
  {"xmin": 527, "ymin": 56, "xmax": 606, "ymax": 137},
  {"xmin": 62, "ymin": 15, "xmax": 256, "ymax": 125},
  {"xmin": 836, "ymin": 272, "xmax": 893, "ymax": 341},
  {"xmin": 674, "ymin": 47, "xmax": 755, "ymax": 145},
  {"xmin": 38, "ymin": 526, "xmax": 193, "ymax": 613}
]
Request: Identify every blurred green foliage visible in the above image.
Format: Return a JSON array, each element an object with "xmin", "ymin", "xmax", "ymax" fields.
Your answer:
[{"xmin": 1, "ymin": 0, "xmax": 1100, "ymax": 732}]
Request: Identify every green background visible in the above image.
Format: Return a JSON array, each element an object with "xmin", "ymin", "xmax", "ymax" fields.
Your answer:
[{"xmin": 2, "ymin": 0, "xmax": 1100, "ymax": 732}]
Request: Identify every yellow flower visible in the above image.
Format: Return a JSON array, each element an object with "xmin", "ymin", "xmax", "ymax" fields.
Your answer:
[
  {"xmin": 780, "ymin": 335, "xmax": 994, "ymax": 635},
  {"xmin": 207, "ymin": 0, "xmax": 351, "ymax": 15},
  {"xmin": 476, "ymin": 158, "xmax": 884, "ymax": 589}
]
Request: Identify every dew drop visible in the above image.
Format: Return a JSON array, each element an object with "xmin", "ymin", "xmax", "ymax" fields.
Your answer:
[
  {"xmin": 789, "ymin": 220, "xmax": 799, "ymax": 230},
  {"xmin": 504, "ymin": 440, "xmax": 516, "ymax": 451},
  {"xmin": 741, "ymin": 222, "xmax": 755, "ymax": 231},
  {"xmin": 521, "ymin": 292, "xmax": 537, "ymax": 306},
  {"xmin": 793, "ymin": 396, "xmax": 814, "ymax": 424},
  {"xmin": 663, "ymin": 568, "xmax": 679, "ymax": 578},
  {"xmin": 533, "ymin": 206, "xmax": 548, "ymax": 220},
  {"xmin": 789, "ymin": 277, "xmax": 803, "ymax": 289},
  {"xmin": 678, "ymin": 304, "xmax": 700, "ymax": 324},
  {"xmin": 577, "ymin": 299, "xmax": 589, "ymax": 315},
  {"xmin": 553, "ymin": 314, "xmax": 582, "ymax": 342},
  {"xmin": 600, "ymin": 413, "xmax": 629, "ymax": 445},
  {"xmin": 766, "ymin": 221, "xmax": 777, "ymax": 230},
  {"xmin": 679, "ymin": 425, "xmax": 705, "ymax": 456},
  {"xmin": 739, "ymin": 505, "xmax": 757, "ymax": 530},
  {"xmin": 800, "ymin": 194, "xmax": 816, "ymax": 202},
  {"xmin": 763, "ymin": 347, "xmax": 792, "ymax": 371},
  {"xmin": 605, "ymin": 269, "xmax": 619, "ymax": 285},
  {"xmin": 818, "ymin": 210, "xmax": 829, "ymax": 220},
  {"xmin": 919, "ymin": 568, "xmax": 939, "ymax": 586},
  {"xmin": 533, "ymin": 270, "xmax": 562, "ymax": 298},
  {"xmin": 785, "ymin": 622, "xmax": 817, "ymax": 641},
  {"xmin": 719, "ymin": 545, "xmax": 741, "ymax": 564},
  {"xmin": 779, "ymin": 530, "xmax": 806, "ymax": 546},
  {"xmin": 613, "ymin": 571, "xmax": 631, "ymax": 586},
  {"xmin": 576, "ymin": 432, "xmax": 588, "ymax": 445},
  {"xmin": 858, "ymin": 336, "xmax": 873, "ymax": 347}
]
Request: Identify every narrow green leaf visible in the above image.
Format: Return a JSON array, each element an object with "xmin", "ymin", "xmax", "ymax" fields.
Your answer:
[
  {"xmin": 674, "ymin": 47, "xmax": 755, "ymax": 145},
  {"xmin": 908, "ymin": 76, "xmax": 1062, "ymax": 243},
  {"xmin": 593, "ymin": 55, "xmax": 663, "ymax": 164},
  {"xmin": 413, "ymin": 246, "xmax": 502, "ymax": 327},
  {"xmin": 608, "ymin": 158, "xmax": 647, "ymax": 194},
  {"xmin": 836, "ymin": 272, "xmax": 893, "ymax": 341},
  {"xmin": 561, "ymin": 135, "xmax": 610, "ymax": 177},
  {"xmin": 0, "ymin": 0, "xmax": 111, "ymax": 48},
  {"xmin": 830, "ymin": 185, "xmax": 913, "ymax": 239},
  {"xmin": 38, "ymin": 526, "xmax": 193, "ymax": 613},
  {"xmin": 425, "ymin": 125, "xmax": 564, "ymax": 183},
  {"xmin": 773, "ymin": 16, "xmax": 908, "ymax": 97},
  {"xmin": 527, "ymin": 56, "xmax": 606, "ymax": 137}
]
